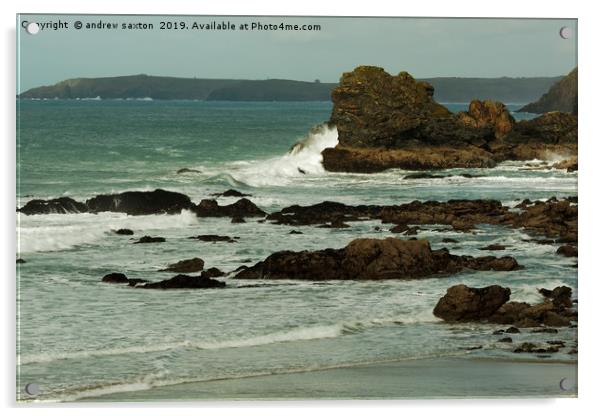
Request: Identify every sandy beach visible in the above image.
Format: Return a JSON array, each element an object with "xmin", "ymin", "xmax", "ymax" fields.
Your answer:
[{"xmin": 77, "ymin": 357, "xmax": 577, "ymax": 402}]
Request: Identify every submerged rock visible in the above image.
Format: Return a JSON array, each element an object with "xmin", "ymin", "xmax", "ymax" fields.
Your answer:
[
  {"xmin": 16, "ymin": 258, "xmax": 26, "ymax": 264},
  {"xmin": 141, "ymin": 274, "xmax": 225, "ymax": 289},
  {"xmin": 479, "ymin": 244, "xmax": 506, "ymax": 251},
  {"xmin": 101, "ymin": 272, "xmax": 224, "ymax": 289},
  {"xmin": 133, "ymin": 236, "xmax": 166, "ymax": 244},
  {"xmin": 176, "ymin": 168, "xmax": 202, "ymax": 174},
  {"xmin": 18, "ymin": 197, "xmax": 88, "ymax": 215},
  {"xmin": 189, "ymin": 235, "xmax": 237, "ymax": 243},
  {"xmin": 159, "ymin": 258, "xmax": 205, "ymax": 273},
  {"xmin": 235, "ymin": 238, "xmax": 520, "ymax": 280}
]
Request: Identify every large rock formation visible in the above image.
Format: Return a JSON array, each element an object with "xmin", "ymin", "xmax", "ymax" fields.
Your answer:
[
  {"xmin": 434, "ymin": 284, "xmax": 577, "ymax": 327},
  {"xmin": 18, "ymin": 189, "xmax": 266, "ymax": 219},
  {"xmin": 322, "ymin": 66, "xmax": 577, "ymax": 173},
  {"xmin": 235, "ymin": 238, "xmax": 520, "ymax": 280},
  {"xmin": 519, "ymin": 68, "xmax": 577, "ymax": 115},
  {"xmin": 86, "ymin": 189, "xmax": 194, "ymax": 215}
]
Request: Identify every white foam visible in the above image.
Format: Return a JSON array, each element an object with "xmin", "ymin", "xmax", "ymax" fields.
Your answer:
[
  {"xmin": 227, "ymin": 124, "xmax": 338, "ymax": 186},
  {"xmin": 17, "ymin": 210, "xmax": 198, "ymax": 253}
]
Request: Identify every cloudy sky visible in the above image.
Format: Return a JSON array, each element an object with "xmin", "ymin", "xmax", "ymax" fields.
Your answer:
[{"xmin": 17, "ymin": 15, "xmax": 577, "ymax": 92}]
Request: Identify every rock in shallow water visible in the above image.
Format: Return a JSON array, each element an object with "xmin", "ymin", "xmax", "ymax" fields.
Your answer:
[
  {"xmin": 141, "ymin": 274, "xmax": 225, "ymax": 289},
  {"xmin": 133, "ymin": 236, "xmax": 166, "ymax": 244},
  {"xmin": 433, "ymin": 284, "xmax": 511, "ymax": 321},
  {"xmin": 235, "ymin": 238, "xmax": 520, "ymax": 280},
  {"xmin": 159, "ymin": 258, "xmax": 205, "ymax": 273},
  {"xmin": 101, "ymin": 272, "xmax": 224, "ymax": 289},
  {"xmin": 434, "ymin": 284, "xmax": 576, "ymax": 327}
]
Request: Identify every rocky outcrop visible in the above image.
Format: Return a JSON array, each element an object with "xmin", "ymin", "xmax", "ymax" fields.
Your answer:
[
  {"xmin": 457, "ymin": 100, "xmax": 515, "ymax": 139},
  {"xmin": 86, "ymin": 189, "xmax": 194, "ymax": 215},
  {"xmin": 114, "ymin": 228, "xmax": 134, "ymax": 235},
  {"xmin": 17, "ymin": 189, "xmax": 265, "ymax": 219},
  {"xmin": 159, "ymin": 258, "xmax": 205, "ymax": 273},
  {"xmin": 101, "ymin": 272, "xmax": 224, "ymax": 289},
  {"xmin": 266, "ymin": 197, "xmax": 577, "ymax": 243},
  {"xmin": 519, "ymin": 68, "xmax": 577, "ymax": 115},
  {"xmin": 434, "ymin": 284, "xmax": 577, "ymax": 327},
  {"xmin": 235, "ymin": 238, "xmax": 520, "ymax": 280},
  {"xmin": 193, "ymin": 198, "xmax": 265, "ymax": 218},
  {"xmin": 321, "ymin": 66, "xmax": 577, "ymax": 173},
  {"xmin": 433, "ymin": 285, "xmax": 511, "ymax": 321},
  {"xmin": 18, "ymin": 197, "xmax": 88, "ymax": 215}
]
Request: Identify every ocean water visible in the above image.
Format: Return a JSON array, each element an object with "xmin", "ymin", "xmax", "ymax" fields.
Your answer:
[{"xmin": 16, "ymin": 100, "xmax": 577, "ymax": 402}]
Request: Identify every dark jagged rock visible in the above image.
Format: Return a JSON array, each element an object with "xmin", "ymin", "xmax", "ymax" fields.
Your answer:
[
  {"xmin": 289, "ymin": 230, "xmax": 303, "ymax": 235},
  {"xmin": 267, "ymin": 201, "xmax": 382, "ymax": 226},
  {"xmin": 114, "ymin": 228, "xmax": 134, "ymax": 235},
  {"xmin": 556, "ymin": 245, "xmax": 578, "ymax": 257},
  {"xmin": 211, "ymin": 189, "xmax": 252, "ymax": 198},
  {"xmin": 193, "ymin": 198, "xmax": 265, "ymax": 218},
  {"xmin": 141, "ymin": 274, "xmax": 225, "ymax": 289},
  {"xmin": 498, "ymin": 337, "xmax": 513, "ymax": 343},
  {"xmin": 505, "ymin": 326, "xmax": 521, "ymax": 334},
  {"xmin": 159, "ymin": 258, "xmax": 205, "ymax": 273},
  {"xmin": 201, "ymin": 267, "xmax": 226, "ymax": 278},
  {"xmin": 18, "ymin": 197, "xmax": 88, "ymax": 215},
  {"xmin": 189, "ymin": 235, "xmax": 237, "ymax": 243},
  {"xmin": 16, "ymin": 258, "xmax": 26, "ymax": 264},
  {"xmin": 102, "ymin": 273, "xmax": 129, "ymax": 284},
  {"xmin": 86, "ymin": 189, "xmax": 194, "ymax": 215},
  {"xmin": 235, "ymin": 238, "xmax": 520, "ymax": 280},
  {"xmin": 435, "ymin": 284, "xmax": 576, "ymax": 328},
  {"xmin": 433, "ymin": 284, "xmax": 511, "ymax": 321},
  {"xmin": 479, "ymin": 244, "xmax": 506, "ymax": 251},
  {"xmin": 133, "ymin": 236, "xmax": 166, "ymax": 244},
  {"xmin": 519, "ymin": 68, "xmax": 577, "ymax": 115},
  {"xmin": 231, "ymin": 216, "xmax": 246, "ymax": 224}
]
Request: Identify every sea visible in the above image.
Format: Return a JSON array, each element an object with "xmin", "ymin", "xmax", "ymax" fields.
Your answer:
[{"xmin": 16, "ymin": 100, "xmax": 578, "ymax": 401}]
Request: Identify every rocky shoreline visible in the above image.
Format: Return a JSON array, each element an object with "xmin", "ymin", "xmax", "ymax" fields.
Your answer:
[{"xmin": 321, "ymin": 66, "xmax": 577, "ymax": 173}]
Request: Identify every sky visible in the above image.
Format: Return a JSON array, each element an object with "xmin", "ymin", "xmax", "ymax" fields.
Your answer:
[{"xmin": 17, "ymin": 15, "xmax": 577, "ymax": 93}]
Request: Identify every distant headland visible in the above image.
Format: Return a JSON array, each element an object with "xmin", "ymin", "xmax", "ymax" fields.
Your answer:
[{"xmin": 19, "ymin": 74, "xmax": 563, "ymax": 103}]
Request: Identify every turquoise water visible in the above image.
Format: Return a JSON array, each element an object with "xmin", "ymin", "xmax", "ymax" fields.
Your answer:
[{"xmin": 16, "ymin": 100, "xmax": 577, "ymax": 402}]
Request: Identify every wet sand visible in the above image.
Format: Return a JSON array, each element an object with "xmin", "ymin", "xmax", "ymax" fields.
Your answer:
[{"xmin": 78, "ymin": 357, "xmax": 577, "ymax": 402}]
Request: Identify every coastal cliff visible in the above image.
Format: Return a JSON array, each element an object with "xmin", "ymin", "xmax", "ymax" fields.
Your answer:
[
  {"xmin": 519, "ymin": 68, "xmax": 577, "ymax": 115},
  {"xmin": 322, "ymin": 66, "xmax": 577, "ymax": 173}
]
